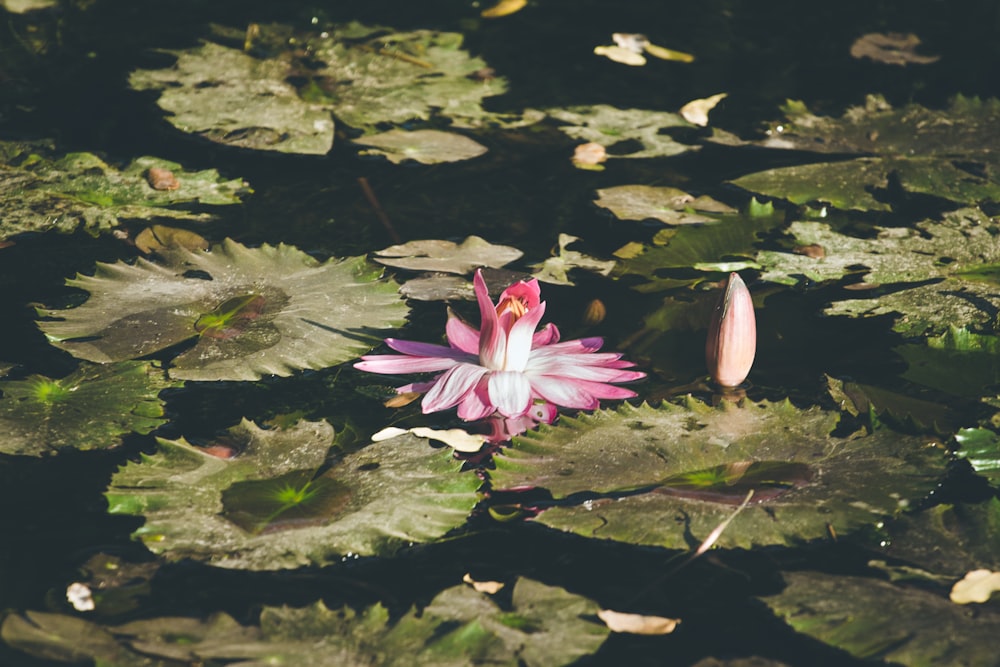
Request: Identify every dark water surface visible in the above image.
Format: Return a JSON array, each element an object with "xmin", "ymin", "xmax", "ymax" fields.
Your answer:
[{"xmin": 2, "ymin": 1, "xmax": 1000, "ymax": 665}]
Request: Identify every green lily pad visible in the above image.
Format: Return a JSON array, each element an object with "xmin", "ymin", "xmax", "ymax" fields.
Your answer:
[
  {"xmin": 884, "ymin": 499, "xmax": 1000, "ymax": 577},
  {"xmin": 105, "ymin": 421, "xmax": 480, "ymax": 569},
  {"xmin": 37, "ymin": 239, "xmax": 408, "ymax": 381},
  {"xmin": 0, "ymin": 141, "xmax": 247, "ymax": 243},
  {"xmin": 826, "ymin": 376, "xmax": 957, "ymax": 434},
  {"xmin": 529, "ymin": 234, "xmax": 615, "ymax": 286},
  {"xmin": 0, "ymin": 361, "xmax": 175, "ymax": 457},
  {"xmin": 492, "ymin": 399, "xmax": 948, "ymax": 550},
  {"xmin": 594, "ymin": 185, "xmax": 736, "ymax": 225},
  {"xmin": 728, "ymin": 96, "xmax": 1000, "ymax": 211},
  {"xmin": 613, "ymin": 200, "xmax": 784, "ymax": 291},
  {"xmin": 354, "ymin": 129, "xmax": 488, "ymax": 164},
  {"xmin": 373, "ymin": 235, "xmax": 523, "ymax": 274},
  {"xmin": 762, "ymin": 571, "xmax": 1000, "ymax": 666},
  {"xmin": 2, "ymin": 578, "xmax": 607, "ymax": 666},
  {"xmin": 954, "ymin": 429, "xmax": 1000, "ymax": 485},
  {"xmin": 547, "ymin": 105, "xmax": 698, "ymax": 159},
  {"xmin": 757, "ymin": 208, "xmax": 1000, "ymax": 335},
  {"xmin": 130, "ymin": 23, "xmax": 506, "ymax": 154}
]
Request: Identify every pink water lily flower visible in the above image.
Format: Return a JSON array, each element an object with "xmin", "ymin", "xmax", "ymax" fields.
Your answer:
[{"xmin": 355, "ymin": 270, "xmax": 644, "ymax": 423}]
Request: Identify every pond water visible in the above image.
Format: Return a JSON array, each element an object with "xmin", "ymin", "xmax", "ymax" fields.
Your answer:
[{"xmin": 3, "ymin": 1, "xmax": 1000, "ymax": 665}]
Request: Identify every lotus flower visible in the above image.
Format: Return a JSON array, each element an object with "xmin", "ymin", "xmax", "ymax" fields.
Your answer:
[
  {"xmin": 355, "ymin": 270, "xmax": 644, "ymax": 425},
  {"xmin": 705, "ymin": 272, "xmax": 756, "ymax": 388}
]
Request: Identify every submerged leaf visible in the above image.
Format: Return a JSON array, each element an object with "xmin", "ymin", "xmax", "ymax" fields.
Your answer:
[
  {"xmin": 763, "ymin": 571, "xmax": 1000, "ymax": 666},
  {"xmin": 492, "ymin": 399, "xmax": 947, "ymax": 549},
  {"xmin": 38, "ymin": 239, "xmax": 408, "ymax": 381},
  {"xmin": 0, "ymin": 141, "xmax": 246, "ymax": 242},
  {"xmin": 106, "ymin": 421, "xmax": 479, "ymax": 568},
  {"xmin": 354, "ymin": 129, "xmax": 488, "ymax": 164},
  {"xmin": 0, "ymin": 361, "xmax": 175, "ymax": 456},
  {"xmin": 850, "ymin": 32, "xmax": 940, "ymax": 66}
]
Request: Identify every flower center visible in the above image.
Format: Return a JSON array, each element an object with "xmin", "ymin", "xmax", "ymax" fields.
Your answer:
[{"xmin": 496, "ymin": 295, "xmax": 528, "ymax": 321}]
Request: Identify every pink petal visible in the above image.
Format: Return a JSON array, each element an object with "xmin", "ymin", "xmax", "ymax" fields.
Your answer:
[
  {"xmin": 569, "ymin": 379, "xmax": 639, "ymax": 400},
  {"xmin": 529, "ymin": 337, "xmax": 605, "ymax": 356},
  {"xmin": 487, "ymin": 371, "xmax": 533, "ymax": 417},
  {"xmin": 529, "ymin": 376, "xmax": 601, "ymax": 411},
  {"xmin": 526, "ymin": 363, "xmax": 644, "ymax": 383},
  {"xmin": 445, "ymin": 311, "xmax": 480, "ymax": 354},
  {"xmin": 504, "ymin": 301, "xmax": 547, "ymax": 372},
  {"xmin": 532, "ymin": 323, "xmax": 560, "ymax": 347},
  {"xmin": 386, "ymin": 338, "xmax": 469, "ymax": 360},
  {"xmin": 475, "ymin": 270, "xmax": 506, "ymax": 371},
  {"xmin": 500, "ymin": 278, "xmax": 541, "ymax": 310},
  {"xmin": 396, "ymin": 380, "xmax": 436, "ymax": 394},
  {"xmin": 355, "ymin": 355, "xmax": 460, "ymax": 374},
  {"xmin": 456, "ymin": 375, "xmax": 496, "ymax": 421},
  {"xmin": 421, "ymin": 363, "xmax": 489, "ymax": 414}
]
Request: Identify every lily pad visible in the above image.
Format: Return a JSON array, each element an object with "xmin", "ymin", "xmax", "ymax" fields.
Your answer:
[
  {"xmin": 105, "ymin": 420, "xmax": 480, "ymax": 568},
  {"xmin": 954, "ymin": 430, "xmax": 1000, "ymax": 486},
  {"xmin": 883, "ymin": 500, "xmax": 1000, "ymax": 577},
  {"xmin": 37, "ymin": 239, "xmax": 408, "ymax": 381},
  {"xmin": 0, "ymin": 141, "xmax": 247, "ymax": 243},
  {"xmin": 594, "ymin": 185, "xmax": 736, "ymax": 225},
  {"xmin": 130, "ymin": 23, "xmax": 506, "ymax": 154},
  {"xmin": 546, "ymin": 105, "xmax": 698, "ymax": 159},
  {"xmin": 2, "ymin": 578, "xmax": 607, "ymax": 666},
  {"xmin": 728, "ymin": 96, "xmax": 1000, "ymax": 211},
  {"xmin": 0, "ymin": 361, "xmax": 175, "ymax": 457},
  {"xmin": 757, "ymin": 208, "xmax": 1000, "ymax": 335},
  {"xmin": 897, "ymin": 327, "xmax": 1000, "ymax": 399},
  {"xmin": 762, "ymin": 571, "xmax": 1000, "ymax": 666},
  {"xmin": 373, "ymin": 235, "xmax": 523, "ymax": 274},
  {"xmin": 492, "ymin": 399, "xmax": 948, "ymax": 550},
  {"xmin": 354, "ymin": 129, "xmax": 488, "ymax": 164}
]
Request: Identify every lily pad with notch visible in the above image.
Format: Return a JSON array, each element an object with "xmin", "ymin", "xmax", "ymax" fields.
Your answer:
[
  {"xmin": 491, "ymin": 398, "xmax": 948, "ymax": 550},
  {"xmin": 37, "ymin": 239, "xmax": 409, "ymax": 381},
  {"xmin": 546, "ymin": 105, "xmax": 698, "ymax": 159},
  {"xmin": 105, "ymin": 420, "xmax": 480, "ymax": 569}
]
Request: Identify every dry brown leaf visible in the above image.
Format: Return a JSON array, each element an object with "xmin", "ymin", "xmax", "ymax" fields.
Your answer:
[
  {"xmin": 134, "ymin": 224, "xmax": 209, "ymax": 255},
  {"xmin": 481, "ymin": 0, "xmax": 527, "ymax": 18},
  {"xmin": 598, "ymin": 609, "xmax": 680, "ymax": 635}
]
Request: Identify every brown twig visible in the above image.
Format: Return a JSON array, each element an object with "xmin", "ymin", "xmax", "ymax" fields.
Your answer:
[{"xmin": 357, "ymin": 177, "xmax": 402, "ymax": 243}]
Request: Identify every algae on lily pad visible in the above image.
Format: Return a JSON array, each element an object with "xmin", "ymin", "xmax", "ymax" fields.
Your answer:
[
  {"xmin": 106, "ymin": 420, "xmax": 480, "ymax": 569},
  {"xmin": 547, "ymin": 105, "xmax": 698, "ymax": 159},
  {"xmin": 0, "ymin": 361, "xmax": 174, "ymax": 457},
  {"xmin": 758, "ymin": 208, "xmax": 1000, "ymax": 335},
  {"xmin": 491, "ymin": 399, "xmax": 948, "ymax": 550},
  {"xmin": 0, "ymin": 141, "xmax": 247, "ymax": 243},
  {"xmin": 37, "ymin": 239, "xmax": 408, "ymax": 381},
  {"xmin": 130, "ymin": 23, "xmax": 507, "ymax": 154},
  {"xmin": 595, "ymin": 185, "xmax": 736, "ymax": 225},
  {"xmin": 762, "ymin": 571, "xmax": 1000, "ymax": 666},
  {"xmin": 2, "ymin": 578, "xmax": 607, "ymax": 666},
  {"xmin": 728, "ymin": 96, "xmax": 1000, "ymax": 211},
  {"xmin": 354, "ymin": 129, "xmax": 488, "ymax": 164}
]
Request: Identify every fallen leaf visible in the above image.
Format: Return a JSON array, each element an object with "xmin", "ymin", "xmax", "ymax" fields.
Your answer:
[
  {"xmin": 681, "ymin": 93, "xmax": 728, "ymax": 127},
  {"xmin": 598, "ymin": 609, "xmax": 680, "ymax": 635},
  {"xmin": 410, "ymin": 426, "xmax": 486, "ymax": 453},
  {"xmin": 643, "ymin": 42, "xmax": 695, "ymax": 63},
  {"xmin": 572, "ymin": 142, "xmax": 608, "ymax": 170},
  {"xmin": 530, "ymin": 234, "xmax": 615, "ymax": 286},
  {"xmin": 950, "ymin": 569, "xmax": 1000, "ymax": 604},
  {"xmin": 134, "ymin": 225, "xmax": 209, "ymax": 255}
]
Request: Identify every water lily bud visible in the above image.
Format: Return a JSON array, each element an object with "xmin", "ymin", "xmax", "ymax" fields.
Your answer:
[{"xmin": 705, "ymin": 273, "xmax": 756, "ymax": 388}]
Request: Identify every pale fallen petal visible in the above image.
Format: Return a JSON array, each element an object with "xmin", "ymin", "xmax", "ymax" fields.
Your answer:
[
  {"xmin": 594, "ymin": 45, "xmax": 646, "ymax": 66},
  {"xmin": 680, "ymin": 93, "xmax": 728, "ymax": 127},
  {"xmin": 66, "ymin": 582, "xmax": 95, "ymax": 612},
  {"xmin": 950, "ymin": 569, "xmax": 1000, "ymax": 604},
  {"xmin": 598, "ymin": 609, "xmax": 680, "ymax": 635},
  {"xmin": 643, "ymin": 42, "xmax": 695, "ymax": 63},
  {"xmin": 410, "ymin": 426, "xmax": 486, "ymax": 453},
  {"xmin": 463, "ymin": 573, "xmax": 505, "ymax": 594},
  {"xmin": 371, "ymin": 427, "xmax": 409, "ymax": 442}
]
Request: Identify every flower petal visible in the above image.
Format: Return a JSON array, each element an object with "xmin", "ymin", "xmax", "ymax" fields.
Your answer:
[
  {"xmin": 488, "ymin": 370, "xmax": 533, "ymax": 417},
  {"xmin": 499, "ymin": 278, "xmax": 541, "ymax": 311},
  {"xmin": 355, "ymin": 354, "xmax": 460, "ymax": 374},
  {"xmin": 504, "ymin": 301, "xmax": 547, "ymax": 372},
  {"xmin": 529, "ymin": 375, "xmax": 601, "ymax": 411},
  {"xmin": 386, "ymin": 338, "xmax": 470, "ymax": 360},
  {"xmin": 456, "ymin": 375, "xmax": 496, "ymax": 421},
  {"xmin": 422, "ymin": 363, "xmax": 490, "ymax": 414},
  {"xmin": 532, "ymin": 323, "xmax": 560, "ymax": 347},
  {"xmin": 475, "ymin": 270, "xmax": 506, "ymax": 371},
  {"xmin": 445, "ymin": 310, "xmax": 480, "ymax": 354}
]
